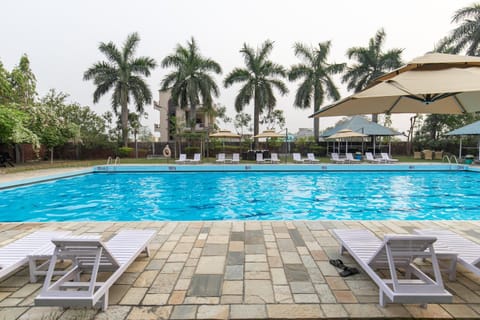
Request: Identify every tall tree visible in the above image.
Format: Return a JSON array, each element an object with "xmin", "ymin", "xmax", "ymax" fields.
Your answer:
[
  {"xmin": 342, "ymin": 29, "xmax": 403, "ymax": 122},
  {"xmin": 437, "ymin": 3, "xmax": 480, "ymax": 55},
  {"xmin": 289, "ymin": 41, "xmax": 345, "ymax": 141},
  {"xmin": 84, "ymin": 32, "xmax": 156, "ymax": 146},
  {"xmin": 224, "ymin": 40, "xmax": 288, "ymax": 147},
  {"xmin": 161, "ymin": 37, "xmax": 222, "ymax": 130},
  {"xmin": 9, "ymin": 55, "xmax": 37, "ymax": 105}
]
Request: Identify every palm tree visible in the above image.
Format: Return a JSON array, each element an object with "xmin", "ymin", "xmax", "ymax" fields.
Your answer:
[
  {"xmin": 342, "ymin": 28, "xmax": 403, "ymax": 122},
  {"xmin": 161, "ymin": 37, "xmax": 222, "ymax": 130},
  {"xmin": 84, "ymin": 32, "xmax": 156, "ymax": 147},
  {"xmin": 437, "ymin": 4, "xmax": 480, "ymax": 55},
  {"xmin": 224, "ymin": 40, "xmax": 288, "ymax": 147},
  {"xmin": 289, "ymin": 41, "xmax": 345, "ymax": 141}
]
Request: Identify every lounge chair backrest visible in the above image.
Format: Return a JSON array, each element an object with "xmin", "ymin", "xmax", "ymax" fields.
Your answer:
[
  {"xmin": 217, "ymin": 153, "xmax": 225, "ymax": 161},
  {"xmin": 381, "ymin": 153, "xmax": 389, "ymax": 160},
  {"xmin": 368, "ymin": 235, "xmax": 437, "ymax": 269},
  {"xmin": 293, "ymin": 153, "xmax": 302, "ymax": 161},
  {"xmin": 178, "ymin": 154, "xmax": 186, "ymax": 161},
  {"xmin": 331, "ymin": 152, "xmax": 340, "ymax": 160},
  {"xmin": 232, "ymin": 153, "xmax": 240, "ymax": 162},
  {"xmin": 365, "ymin": 152, "xmax": 375, "ymax": 160},
  {"xmin": 51, "ymin": 238, "xmax": 120, "ymax": 271},
  {"xmin": 193, "ymin": 153, "xmax": 201, "ymax": 161},
  {"xmin": 307, "ymin": 153, "xmax": 315, "ymax": 160},
  {"xmin": 271, "ymin": 153, "xmax": 279, "ymax": 161},
  {"xmin": 256, "ymin": 153, "xmax": 263, "ymax": 161},
  {"xmin": 346, "ymin": 153, "xmax": 354, "ymax": 160}
]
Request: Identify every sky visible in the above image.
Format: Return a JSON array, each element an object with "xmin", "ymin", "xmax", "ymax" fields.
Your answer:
[{"xmin": 1, "ymin": 0, "xmax": 475, "ymax": 138}]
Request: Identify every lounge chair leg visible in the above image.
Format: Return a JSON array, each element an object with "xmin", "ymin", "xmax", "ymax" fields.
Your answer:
[
  {"xmin": 379, "ymin": 290, "xmax": 386, "ymax": 307},
  {"xmin": 102, "ymin": 291, "xmax": 109, "ymax": 311},
  {"xmin": 144, "ymin": 246, "xmax": 150, "ymax": 257},
  {"xmin": 420, "ymin": 303, "xmax": 427, "ymax": 309},
  {"xmin": 28, "ymin": 258, "xmax": 37, "ymax": 283}
]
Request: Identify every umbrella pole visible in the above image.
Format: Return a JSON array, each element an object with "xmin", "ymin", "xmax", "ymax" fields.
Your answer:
[
  {"xmin": 346, "ymin": 140, "xmax": 348, "ymax": 154},
  {"xmin": 459, "ymin": 138, "xmax": 463, "ymax": 159},
  {"xmin": 373, "ymin": 136, "xmax": 376, "ymax": 156}
]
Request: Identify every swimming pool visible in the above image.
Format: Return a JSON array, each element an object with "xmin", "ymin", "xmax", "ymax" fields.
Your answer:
[{"xmin": 1, "ymin": 170, "xmax": 479, "ymax": 221}]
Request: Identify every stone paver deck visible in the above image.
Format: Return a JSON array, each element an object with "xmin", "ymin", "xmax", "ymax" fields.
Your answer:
[{"xmin": 0, "ymin": 220, "xmax": 480, "ymax": 319}]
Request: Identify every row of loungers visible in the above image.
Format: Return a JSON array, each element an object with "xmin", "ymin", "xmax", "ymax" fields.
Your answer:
[
  {"xmin": 2, "ymin": 228, "xmax": 480, "ymax": 309},
  {"xmin": 331, "ymin": 152, "xmax": 398, "ymax": 164}
]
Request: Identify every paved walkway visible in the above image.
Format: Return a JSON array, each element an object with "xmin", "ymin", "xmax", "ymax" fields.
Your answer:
[{"xmin": 0, "ymin": 220, "xmax": 480, "ymax": 319}]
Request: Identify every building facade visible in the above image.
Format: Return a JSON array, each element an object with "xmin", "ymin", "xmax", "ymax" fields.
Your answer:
[{"xmin": 154, "ymin": 89, "xmax": 216, "ymax": 143}]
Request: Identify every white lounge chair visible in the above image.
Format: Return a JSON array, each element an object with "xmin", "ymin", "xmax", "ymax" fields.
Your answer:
[
  {"xmin": 270, "ymin": 153, "xmax": 281, "ymax": 164},
  {"xmin": 381, "ymin": 152, "xmax": 399, "ymax": 163},
  {"xmin": 256, "ymin": 153, "xmax": 265, "ymax": 164},
  {"xmin": 175, "ymin": 154, "xmax": 187, "ymax": 164},
  {"xmin": 231, "ymin": 153, "xmax": 240, "ymax": 164},
  {"xmin": 332, "ymin": 229, "xmax": 452, "ymax": 307},
  {"xmin": 292, "ymin": 153, "xmax": 305, "ymax": 163},
  {"xmin": 0, "ymin": 230, "xmax": 71, "ymax": 281},
  {"xmin": 307, "ymin": 153, "xmax": 320, "ymax": 163},
  {"xmin": 365, "ymin": 152, "xmax": 385, "ymax": 163},
  {"xmin": 330, "ymin": 153, "xmax": 345, "ymax": 164},
  {"xmin": 35, "ymin": 229, "xmax": 156, "ymax": 311},
  {"xmin": 415, "ymin": 229, "xmax": 480, "ymax": 278},
  {"xmin": 190, "ymin": 153, "xmax": 201, "ymax": 164},
  {"xmin": 216, "ymin": 153, "xmax": 226, "ymax": 163},
  {"xmin": 346, "ymin": 153, "xmax": 361, "ymax": 163}
]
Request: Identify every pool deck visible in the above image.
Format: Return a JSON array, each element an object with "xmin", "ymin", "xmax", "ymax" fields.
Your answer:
[{"xmin": 1, "ymin": 167, "xmax": 480, "ymax": 319}]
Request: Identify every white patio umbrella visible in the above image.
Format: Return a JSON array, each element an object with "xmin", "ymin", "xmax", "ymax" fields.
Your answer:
[
  {"xmin": 311, "ymin": 53, "xmax": 480, "ymax": 118},
  {"xmin": 325, "ymin": 129, "xmax": 367, "ymax": 153}
]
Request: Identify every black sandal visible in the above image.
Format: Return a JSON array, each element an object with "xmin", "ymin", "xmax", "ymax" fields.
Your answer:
[
  {"xmin": 329, "ymin": 259, "xmax": 346, "ymax": 269},
  {"xmin": 339, "ymin": 267, "xmax": 359, "ymax": 277}
]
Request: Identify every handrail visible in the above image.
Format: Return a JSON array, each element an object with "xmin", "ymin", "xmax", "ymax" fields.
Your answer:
[
  {"xmin": 114, "ymin": 157, "xmax": 120, "ymax": 165},
  {"xmin": 106, "ymin": 156, "xmax": 112, "ymax": 165},
  {"xmin": 442, "ymin": 155, "xmax": 451, "ymax": 164},
  {"xmin": 450, "ymin": 155, "xmax": 458, "ymax": 164}
]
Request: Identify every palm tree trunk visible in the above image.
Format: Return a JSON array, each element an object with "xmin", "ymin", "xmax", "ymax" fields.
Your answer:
[
  {"xmin": 313, "ymin": 92, "xmax": 320, "ymax": 142},
  {"xmin": 190, "ymin": 105, "xmax": 196, "ymax": 131},
  {"xmin": 121, "ymin": 90, "xmax": 129, "ymax": 147},
  {"xmin": 253, "ymin": 91, "xmax": 260, "ymax": 149}
]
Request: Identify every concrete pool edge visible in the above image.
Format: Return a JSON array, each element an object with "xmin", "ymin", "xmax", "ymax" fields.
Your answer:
[{"xmin": 0, "ymin": 168, "xmax": 93, "ymax": 189}]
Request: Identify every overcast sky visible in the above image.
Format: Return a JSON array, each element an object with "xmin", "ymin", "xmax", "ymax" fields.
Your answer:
[{"xmin": 1, "ymin": 0, "xmax": 475, "ymax": 137}]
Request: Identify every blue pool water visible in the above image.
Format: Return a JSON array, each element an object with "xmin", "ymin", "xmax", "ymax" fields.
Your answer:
[{"xmin": 1, "ymin": 171, "xmax": 479, "ymax": 222}]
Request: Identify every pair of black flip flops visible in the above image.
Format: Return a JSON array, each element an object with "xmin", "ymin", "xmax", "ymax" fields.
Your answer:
[{"xmin": 329, "ymin": 259, "xmax": 359, "ymax": 277}]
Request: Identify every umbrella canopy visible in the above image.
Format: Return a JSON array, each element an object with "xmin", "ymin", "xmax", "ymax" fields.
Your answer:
[
  {"xmin": 253, "ymin": 130, "xmax": 284, "ymax": 138},
  {"xmin": 325, "ymin": 129, "xmax": 367, "ymax": 140},
  {"xmin": 209, "ymin": 130, "xmax": 241, "ymax": 139},
  {"xmin": 311, "ymin": 53, "xmax": 480, "ymax": 118},
  {"xmin": 325, "ymin": 129, "xmax": 367, "ymax": 154},
  {"xmin": 445, "ymin": 120, "xmax": 480, "ymax": 136},
  {"xmin": 321, "ymin": 116, "xmax": 401, "ymax": 137},
  {"xmin": 446, "ymin": 120, "xmax": 480, "ymax": 160}
]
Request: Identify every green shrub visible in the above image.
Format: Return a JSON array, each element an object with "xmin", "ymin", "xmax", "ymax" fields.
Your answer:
[{"xmin": 118, "ymin": 147, "xmax": 133, "ymax": 157}]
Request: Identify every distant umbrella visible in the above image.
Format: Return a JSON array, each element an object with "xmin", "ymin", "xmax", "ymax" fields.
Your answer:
[
  {"xmin": 326, "ymin": 129, "xmax": 367, "ymax": 153},
  {"xmin": 253, "ymin": 130, "xmax": 284, "ymax": 138}
]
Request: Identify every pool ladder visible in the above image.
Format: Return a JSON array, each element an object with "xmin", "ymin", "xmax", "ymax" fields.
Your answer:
[
  {"xmin": 106, "ymin": 156, "xmax": 120, "ymax": 165},
  {"xmin": 443, "ymin": 155, "xmax": 458, "ymax": 165}
]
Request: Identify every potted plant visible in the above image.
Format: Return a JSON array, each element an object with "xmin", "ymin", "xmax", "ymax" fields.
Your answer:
[{"xmin": 465, "ymin": 154, "xmax": 474, "ymax": 164}]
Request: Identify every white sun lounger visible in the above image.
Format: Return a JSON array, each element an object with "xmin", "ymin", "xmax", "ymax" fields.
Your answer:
[
  {"xmin": 175, "ymin": 154, "xmax": 187, "ymax": 164},
  {"xmin": 216, "ymin": 153, "xmax": 226, "ymax": 163},
  {"xmin": 365, "ymin": 152, "xmax": 385, "ymax": 163},
  {"xmin": 307, "ymin": 153, "xmax": 320, "ymax": 163},
  {"xmin": 381, "ymin": 153, "xmax": 399, "ymax": 163},
  {"xmin": 415, "ymin": 229, "xmax": 480, "ymax": 277},
  {"xmin": 332, "ymin": 229, "xmax": 452, "ymax": 307},
  {"xmin": 35, "ymin": 229, "xmax": 156, "ymax": 310},
  {"xmin": 231, "ymin": 153, "xmax": 240, "ymax": 164},
  {"xmin": 270, "ymin": 153, "xmax": 281, "ymax": 164},
  {"xmin": 292, "ymin": 153, "xmax": 305, "ymax": 163},
  {"xmin": 346, "ymin": 152, "xmax": 361, "ymax": 163},
  {"xmin": 330, "ymin": 152, "xmax": 345, "ymax": 164},
  {"xmin": 189, "ymin": 153, "xmax": 201, "ymax": 164},
  {"xmin": 0, "ymin": 230, "xmax": 71, "ymax": 281},
  {"xmin": 256, "ymin": 153, "xmax": 266, "ymax": 164}
]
